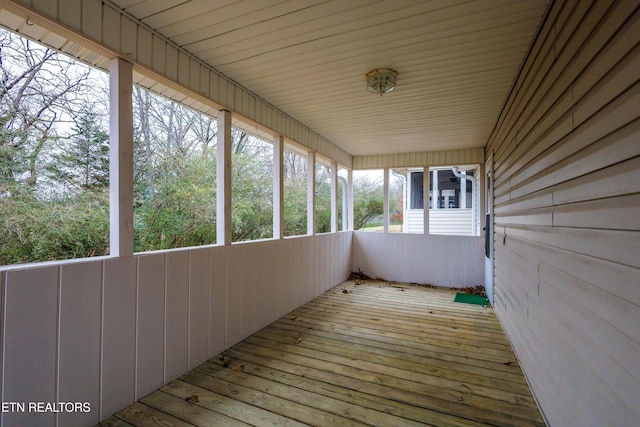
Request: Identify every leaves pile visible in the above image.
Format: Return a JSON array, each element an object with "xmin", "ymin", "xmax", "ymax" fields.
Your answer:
[{"xmin": 351, "ymin": 268, "xmax": 487, "ymax": 296}]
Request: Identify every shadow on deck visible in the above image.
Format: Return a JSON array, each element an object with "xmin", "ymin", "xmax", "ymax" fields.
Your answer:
[{"xmin": 98, "ymin": 281, "xmax": 545, "ymax": 427}]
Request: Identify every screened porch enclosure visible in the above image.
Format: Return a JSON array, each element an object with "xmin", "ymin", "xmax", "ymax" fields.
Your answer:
[{"xmin": 0, "ymin": 1, "xmax": 639, "ymax": 427}]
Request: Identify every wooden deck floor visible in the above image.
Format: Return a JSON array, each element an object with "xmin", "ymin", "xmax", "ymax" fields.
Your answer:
[{"xmin": 99, "ymin": 281, "xmax": 545, "ymax": 427}]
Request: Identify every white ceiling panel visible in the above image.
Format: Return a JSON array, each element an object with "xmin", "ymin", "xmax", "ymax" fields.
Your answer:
[{"xmin": 95, "ymin": 0, "xmax": 551, "ymax": 156}]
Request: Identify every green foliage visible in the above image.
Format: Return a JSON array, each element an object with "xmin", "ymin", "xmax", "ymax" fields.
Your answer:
[
  {"xmin": 134, "ymin": 154, "xmax": 217, "ymax": 251},
  {"xmin": 232, "ymin": 150, "xmax": 273, "ymax": 242},
  {"xmin": 0, "ymin": 187, "xmax": 109, "ymax": 264},
  {"xmin": 353, "ymin": 175, "xmax": 384, "ymax": 230},
  {"xmin": 283, "ymin": 174, "xmax": 307, "ymax": 236},
  {"xmin": 48, "ymin": 110, "xmax": 110, "ymax": 192},
  {"xmin": 315, "ymin": 165, "xmax": 331, "ymax": 233}
]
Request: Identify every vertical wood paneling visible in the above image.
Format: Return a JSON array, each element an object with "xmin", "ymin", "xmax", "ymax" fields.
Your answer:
[
  {"xmin": 0, "ymin": 231, "xmax": 353, "ymax": 425},
  {"xmin": 136, "ymin": 253, "xmax": 165, "ymax": 400},
  {"xmin": 300, "ymin": 237, "xmax": 312, "ymax": 304},
  {"xmin": 151, "ymin": 35, "xmax": 165, "ymax": 75},
  {"xmin": 198, "ymin": 64, "xmax": 209, "ymax": 97},
  {"xmin": 58, "ymin": 0, "xmax": 81, "ymax": 28},
  {"xmin": 177, "ymin": 51, "xmax": 189, "ymax": 86},
  {"xmin": 289, "ymin": 238, "xmax": 302, "ymax": 309},
  {"xmin": 32, "ymin": 0, "xmax": 58, "ymax": 18},
  {"xmin": 253, "ymin": 242, "xmax": 267, "ymax": 330},
  {"xmin": 241, "ymin": 244, "xmax": 256, "ymax": 339},
  {"xmin": 189, "ymin": 248, "xmax": 210, "ymax": 369},
  {"xmin": 189, "ymin": 57, "xmax": 200, "ymax": 93},
  {"xmin": 121, "ymin": 15, "xmax": 137, "ymax": 59},
  {"xmin": 102, "ymin": 257, "xmax": 136, "ymax": 419},
  {"xmin": 209, "ymin": 246, "xmax": 227, "ymax": 357},
  {"xmin": 164, "ymin": 252, "xmax": 189, "ymax": 382},
  {"xmin": 137, "ymin": 26, "xmax": 152, "ymax": 67},
  {"xmin": 389, "ymin": 234, "xmax": 403, "ymax": 281},
  {"xmin": 58, "ymin": 262, "xmax": 102, "ymax": 427},
  {"xmin": 351, "ymin": 232, "xmax": 483, "ymax": 288},
  {"xmin": 281, "ymin": 240, "xmax": 293, "ymax": 313},
  {"xmin": 81, "ymin": 0, "xmax": 101, "ymax": 42},
  {"xmin": 102, "ymin": 5, "xmax": 120, "ymax": 51},
  {"xmin": 165, "ymin": 44, "xmax": 178, "ymax": 81},
  {"xmin": 3, "ymin": 267, "xmax": 58, "ymax": 427},
  {"xmin": 225, "ymin": 245, "xmax": 242, "ymax": 347}
]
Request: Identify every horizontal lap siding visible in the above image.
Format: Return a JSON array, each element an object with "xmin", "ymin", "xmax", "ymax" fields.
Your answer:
[
  {"xmin": 486, "ymin": 1, "xmax": 640, "ymax": 426},
  {"xmin": 0, "ymin": 233, "xmax": 351, "ymax": 426}
]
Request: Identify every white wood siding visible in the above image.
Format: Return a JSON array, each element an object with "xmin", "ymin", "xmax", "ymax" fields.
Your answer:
[
  {"xmin": 351, "ymin": 231, "xmax": 484, "ymax": 288},
  {"xmin": 1, "ymin": 0, "xmax": 352, "ymax": 168},
  {"xmin": 486, "ymin": 1, "xmax": 640, "ymax": 426},
  {"xmin": 406, "ymin": 209, "xmax": 475, "ymax": 236},
  {"xmin": 0, "ymin": 233, "xmax": 351, "ymax": 426}
]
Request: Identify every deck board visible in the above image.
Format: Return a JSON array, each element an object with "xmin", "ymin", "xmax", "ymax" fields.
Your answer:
[{"xmin": 100, "ymin": 281, "xmax": 545, "ymax": 427}]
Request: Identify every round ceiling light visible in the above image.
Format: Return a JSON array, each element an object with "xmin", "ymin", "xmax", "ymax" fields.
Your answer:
[{"xmin": 365, "ymin": 68, "xmax": 398, "ymax": 95}]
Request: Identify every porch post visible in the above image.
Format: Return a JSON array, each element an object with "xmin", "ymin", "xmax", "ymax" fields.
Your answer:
[
  {"xmin": 347, "ymin": 169, "xmax": 354, "ymax": 230},
  {"xmin": 217, "ymin": 110, "xmax": 232, "ymax": 245},
  {"xmin": 461, "ymin": 170, "xmax": 467, "ymax": 208},
  {"xmin": 383, "ymin": 168, "xmax": 389, "ymax": 233},
  {"xmin": 330, "ymin": 161, "xmax": 338, "ymax": 233},
  {"xmin": 273, "ymin": 135, "xmax": 284, "ymax": 239},
  {"xmin": 432, "ymin": 169, "xmax": 439, "ymax": 210},
  {"xmin": 109, "ymin": 57, "xmax": 134, "ymax": 257},
  {"xmin": 307, "ymin": 151, "xmax": 316, "ymax": 235},
  {"xmin": 424, "ymin": 167, "xmax": 429, "ymax": 234}
]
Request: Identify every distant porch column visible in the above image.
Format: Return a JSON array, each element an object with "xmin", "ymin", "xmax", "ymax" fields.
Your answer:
[
  {"xmin": 330, "ymin": 161, "xmax": 338, "ymax": 233},
  {"xmin": 432, "ymin": 169, "xmax": 439, "ymax": 210},
  {"xmin": 347, "ymin": 169, "xmax": 354, "ymax": 230},
  {"xmin": 307, "ymin": 151, "xmax": 316, "ymax": 235},
  {"xmin": 423, "ymin": 168, "xmax": 429, "ymax": 234},
  {"xmin": 383, "ymin": 168, "xmax": 389, "ymax": 232},
  {"xmin": 217, "ymin": 110, "xmax": 232, "ymax": 245},
  {"xmin": 273, "ymin": 135, "xmax": 284, "ymax": 239},
  {"xmin": 109, "ymin": 57, "xmax": 134, "ymax": 257}
]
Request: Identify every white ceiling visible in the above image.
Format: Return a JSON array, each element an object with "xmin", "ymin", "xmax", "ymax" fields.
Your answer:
[{"xmin": 23, "ymin": 0, "xmax": 553, "ymax": 157}]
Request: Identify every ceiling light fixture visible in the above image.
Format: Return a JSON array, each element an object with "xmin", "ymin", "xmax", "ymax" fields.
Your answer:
[{"xmin": 365, "ymin": 68, "xmax": 398, "ymax": 96}]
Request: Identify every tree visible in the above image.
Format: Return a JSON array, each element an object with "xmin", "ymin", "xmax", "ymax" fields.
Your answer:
[
  {"xmin": 0, "ymin": 29, "xmax": 111, "ymax": 265},
  {"xmin": 48, "ymin": 109, "xmax": 109, "ymax": 192},
  {"xmin": 353, "ymin": 174, "xmax": 384, "ymax": 230},
  {"xmin": 315, "ymin": 164, "xmax": 331, "ymax": 233},
  {"xmin": 0, "ymin": 31, "xmax": 93, "ymax": 192},
  {"xmin": 283, "ymin": 149, "xmax": 308, "ymax": 236}
]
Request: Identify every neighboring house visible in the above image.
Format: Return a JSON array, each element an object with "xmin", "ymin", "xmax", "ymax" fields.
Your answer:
[{"xmin": 403, "ymin": 167, "xmax": 480, "ymax": 235}]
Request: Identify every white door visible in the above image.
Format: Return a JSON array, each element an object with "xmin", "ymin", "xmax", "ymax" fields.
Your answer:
[{"xmin": 484, "ymin": 153, "xmax": 494, "ymax": 304}]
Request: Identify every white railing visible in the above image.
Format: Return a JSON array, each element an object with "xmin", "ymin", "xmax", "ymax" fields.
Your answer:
[{"xmin": 406, "ymin": 208, "xmax": 475, "ymax": 235}]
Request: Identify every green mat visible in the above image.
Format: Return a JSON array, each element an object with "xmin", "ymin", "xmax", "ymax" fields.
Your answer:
[{"xmin": 453, "ymin": 292, "xmax": 490, "ymax": 306}]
